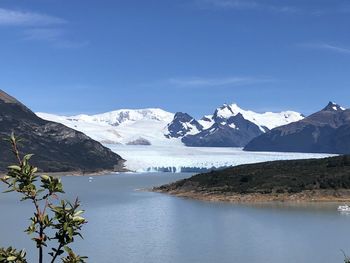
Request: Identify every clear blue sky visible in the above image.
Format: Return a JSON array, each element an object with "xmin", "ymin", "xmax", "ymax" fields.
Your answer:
[{"xmin": 0, "ymin": 0, "xmax": 350, "ymax": 117}]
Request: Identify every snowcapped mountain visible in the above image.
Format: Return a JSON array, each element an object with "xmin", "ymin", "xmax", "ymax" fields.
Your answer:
[
  {"xmin": 37, "ymin": 103, "xmax": 303, "ymax": 148},
  {"xmin": 165, "ymin": 103, "xmax": 304, "ymax": 147},
  {"xmin": 37, "ymin": 109, "xmax": 177, "ymax": 146},
  {"xmin": 165, "ymin": 112, "xmax": 203, "ymax": 138},
  {"xmin": 67, "ymin": 108, "xmax": 174, "ymax": 126},
  {"xmin": 182, "ymin": 113, "xmax": 264, "ymax": 147},
  {"xmin": 211, "ymin": 103, "xmax": 304, "ymax": 132}
]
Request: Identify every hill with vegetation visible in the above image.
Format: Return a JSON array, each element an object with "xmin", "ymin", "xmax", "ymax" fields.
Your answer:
[{"xmin": 154, "ymin": 155, "xmax": 350, "ymax": 202}]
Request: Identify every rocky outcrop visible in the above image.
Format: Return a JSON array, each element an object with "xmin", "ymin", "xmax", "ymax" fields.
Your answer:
[
  {"xmin": 165, "ymin": 112, "xmax": 203, "ymax": 138},
  {"xmin": 126, "ymin": 137, "xmax": 151, "ymax": 145}
]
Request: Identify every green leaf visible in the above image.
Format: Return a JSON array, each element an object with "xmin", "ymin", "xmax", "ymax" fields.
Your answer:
[
  {"xmin": 7, "ymin": 165, "xmax": 21, "ymax": 171},
  {"xmin": 23, "ymin": 154, "xmax": 34, "ymax": 161},
  {"xmin": 41, "ymin": 175, "xmax": 50, "ymax": 181}
]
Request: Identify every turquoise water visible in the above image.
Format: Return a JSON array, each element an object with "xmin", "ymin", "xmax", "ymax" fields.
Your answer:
[{"xmin": 1, "ymin": 173, "xmax": 350, "ymax": 263}]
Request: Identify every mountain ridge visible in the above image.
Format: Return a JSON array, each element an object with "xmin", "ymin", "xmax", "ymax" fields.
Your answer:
[
  {"xmin": 244, "ymin": 102, "xmax": 350, "ymax": 154},
  {"xmin": 167, "ymin": 103, "xmax": 304, "ymax": 147}
]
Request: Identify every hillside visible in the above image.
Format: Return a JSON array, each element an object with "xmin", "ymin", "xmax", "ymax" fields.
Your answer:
[
  {"xmin": 0, "ymin": 90, "xmax": 125, "ymax": 173},
  {"xmin": 154, "ymin": 155, "xmax": 350, "ymax": 202}
]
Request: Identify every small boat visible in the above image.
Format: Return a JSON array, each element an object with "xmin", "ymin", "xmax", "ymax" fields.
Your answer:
[{"xmin": 338, "ymin": 205, "xmax": 350, "ymax": 212}]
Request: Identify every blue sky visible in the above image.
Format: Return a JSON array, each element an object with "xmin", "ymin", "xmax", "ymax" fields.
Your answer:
[{"xmin": 0, "ymin": 0, "xmax": 350, "ymax": 117}]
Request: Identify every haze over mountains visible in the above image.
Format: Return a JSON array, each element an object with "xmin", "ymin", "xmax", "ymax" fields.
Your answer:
[{"xmin": 37, "ymin": 103, "xmax": 303, "ymax": 147}]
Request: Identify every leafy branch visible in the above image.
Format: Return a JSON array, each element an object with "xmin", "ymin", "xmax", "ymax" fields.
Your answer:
[{"xmin": 0, "ymin": 133, "xmax": 87, "ymax": 263}]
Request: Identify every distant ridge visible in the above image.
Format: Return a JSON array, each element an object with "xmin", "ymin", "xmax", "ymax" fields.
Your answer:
[{"xmin": 245, "ymin": 102, "xmax": 350, "ymax": 154}]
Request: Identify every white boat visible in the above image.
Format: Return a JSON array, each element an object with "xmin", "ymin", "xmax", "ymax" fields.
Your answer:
[{"xmin": 338, "ymin": 205, "xmax": 350, "ymax": 212}]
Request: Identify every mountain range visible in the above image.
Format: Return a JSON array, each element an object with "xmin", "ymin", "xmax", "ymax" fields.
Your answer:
[
  {"xmin": 169, "ymin": 104, "xmax": 304, "ymax": 147},
  {"xmin": 0, "ymin": 90, "xmax": 124, "ymax": 172},
  {"xmin": 37, "ymin": 103, "xmax": 303, "ymax": 147}
]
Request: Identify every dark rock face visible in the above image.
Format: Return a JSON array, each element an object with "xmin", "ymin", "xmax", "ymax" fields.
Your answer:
[
  {"xmin": 182, "ymin": 113, "xmax": 263, "ymax": 147},
  {"xmin": 166, "ymin": 112, "xmax": 203, "ymax": 138},
  {"xmin": 0, "ymin": 90, "xmax": 124, "ymax": 172},
  {"xmin": 212, "ymin": 104, "xmax": 235, "ymax": 124},
  {"xmin": 244, "ymin": 102, "xmax": 350, "ymax": 154},
  {"xmin": 126, "ymin": 137, "xmax": 151, "ymax": 145},
  {"xmin": 166, "ymin": 104, "xmax": 266, "ymax": 147},
  {"xmin": 322, "ymin": 101, "xmax": 345, "ymax": 112}
]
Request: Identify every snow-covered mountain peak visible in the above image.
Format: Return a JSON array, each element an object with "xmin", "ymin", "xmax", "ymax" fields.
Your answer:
[
  {"xmin": 214, "ymin": 103, "xmax": 236, "ymax": 119},
  {"xmin": 210, "ymin": 103, "xmax": 304, "ymax": 131},
  {"xmin": 322, "ymin": 102, "xmax": 346, "ymax": 112},
  {"xmin": 83, "ymin": 108, "xmax": 174, "ymax": 126},
  {"xmin": 228, "ymin": 103, "xmax": 244, "ymax": 113},
  {"xmin": 214, "ymin": 103, "xmax": 249, "ymax": 120}
]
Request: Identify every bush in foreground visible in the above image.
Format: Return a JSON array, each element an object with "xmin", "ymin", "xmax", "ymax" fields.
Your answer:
[{"xmin": 0, "ymin": 133, "xmax": 87, "ymax": 263}]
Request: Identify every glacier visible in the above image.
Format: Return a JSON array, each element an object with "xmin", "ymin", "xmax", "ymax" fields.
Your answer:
[
  {"xmin": 37, "ymin": 109, "xmax": 177, "ymax": 146},
  {"xmin": 106, "ymin": 144, "xmax": 336, "ymax": 173}
]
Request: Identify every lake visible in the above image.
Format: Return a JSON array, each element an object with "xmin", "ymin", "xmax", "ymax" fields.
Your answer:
[{"xmin": 1, "ymin": 172, "xmax": 350, "ymax": 263}]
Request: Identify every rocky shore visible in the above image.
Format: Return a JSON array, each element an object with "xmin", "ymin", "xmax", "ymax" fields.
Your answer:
[{"xmin": 153, "ymin": 187, "xmax": 350, "ymax": 203}]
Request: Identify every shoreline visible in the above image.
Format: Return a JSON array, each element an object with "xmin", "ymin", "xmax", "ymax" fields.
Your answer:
[
  {"xmin": 44, "ymin": 169, "xmax": 120, "ymax": 177},
  {"xmin": 0, "ymin": 169, "xmax": 126, "ymax": 178},
  {"xmin": 152, "ymin": 189, "xmax": 350, "ymax": 203}
]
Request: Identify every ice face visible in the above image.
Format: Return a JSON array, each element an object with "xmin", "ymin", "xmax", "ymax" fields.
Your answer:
[{"xmin": 105, "ymin": 144, "xmax": 336, "ymax": 173}]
